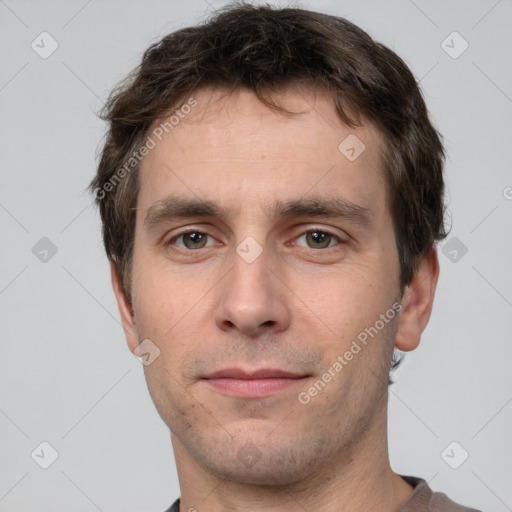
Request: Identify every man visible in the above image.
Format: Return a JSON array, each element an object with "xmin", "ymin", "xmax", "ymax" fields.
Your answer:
[{"xmin": 90, "ymin": 3, "xmax": 481, "ymax": 511}]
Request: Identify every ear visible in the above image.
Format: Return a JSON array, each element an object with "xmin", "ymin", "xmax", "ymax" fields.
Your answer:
[
  {"xmin": 110, "ymin": 262, "xmax": 139, "ymax": 354},
  {"xmin": 395, "ymin": 246, "xmax": 440, "ymax": 351}
]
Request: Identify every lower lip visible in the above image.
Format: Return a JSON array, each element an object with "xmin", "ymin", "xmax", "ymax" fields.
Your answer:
[{"xmin": 204, "ymin": 377, "xmax": 309, "ymax": 398}]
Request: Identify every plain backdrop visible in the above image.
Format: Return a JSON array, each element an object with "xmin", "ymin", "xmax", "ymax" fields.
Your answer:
[{"xmin": 1, "ymin": 0, "xmax": 511, "ymax": 511}]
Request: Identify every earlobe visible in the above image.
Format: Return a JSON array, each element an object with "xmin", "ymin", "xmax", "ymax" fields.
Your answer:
[
  {"xmin": 110, "ymin": 262, "xmax": 139, "ymax": 353},
  {"xmin": 394, "ymin": 246, "xmax": 440, "ymax": 352}
]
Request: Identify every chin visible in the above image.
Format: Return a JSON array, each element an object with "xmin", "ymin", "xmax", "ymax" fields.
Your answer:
[
  {"xmin": 202, "ymin": 456, "xmax": 316, "ymax": 487},
  {"xmin": 188, "ymin": 429, "xmax": 334, "ymax": 487}
]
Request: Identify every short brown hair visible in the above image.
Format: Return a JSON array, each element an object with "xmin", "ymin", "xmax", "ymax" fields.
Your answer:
[{"xmin": 90, "ymin": 2, "xmax": 448, "ymax": 302}]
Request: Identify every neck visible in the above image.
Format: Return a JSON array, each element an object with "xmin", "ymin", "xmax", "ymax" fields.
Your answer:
[{"xmin": 171, "ymin": 397, "xmax": 413, "ymax": 512}]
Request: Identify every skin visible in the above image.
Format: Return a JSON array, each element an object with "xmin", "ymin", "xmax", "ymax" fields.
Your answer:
[{"xmin": 111, "ymin": 85, "xmax": 440, "ymax": 511}]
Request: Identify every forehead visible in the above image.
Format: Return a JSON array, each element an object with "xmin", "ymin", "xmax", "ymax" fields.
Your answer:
[{"xmin": 137, "ymin": 86, "xmax": 387, "ymax": 221}]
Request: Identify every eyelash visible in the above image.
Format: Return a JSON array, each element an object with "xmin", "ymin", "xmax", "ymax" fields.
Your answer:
[{"xmin": 166, "ymin": 227, "xmax": 345, "ymax": 254}]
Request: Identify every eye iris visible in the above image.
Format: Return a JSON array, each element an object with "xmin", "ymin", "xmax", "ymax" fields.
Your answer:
[
  {"xmin": 184, "ymin": 232, "xmax": 207, "ymax": 249},
  {"xmin": 306, "ymin": 231, "xmax": 331, "ymax": 248}
]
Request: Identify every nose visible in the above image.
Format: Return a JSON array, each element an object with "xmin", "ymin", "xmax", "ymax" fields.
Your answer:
[{"xmin": 214, "ymin": 245, "xmax": 291, "ymax": 337}]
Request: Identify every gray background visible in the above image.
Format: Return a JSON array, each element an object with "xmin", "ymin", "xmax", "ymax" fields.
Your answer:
[{"xmin": 1, "ymin": 0, "xmax": 511, "ymax": 510}]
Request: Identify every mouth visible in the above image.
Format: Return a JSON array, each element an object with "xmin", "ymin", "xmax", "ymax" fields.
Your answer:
[{"xmin": 202, "ymin": 368, "xmax": 311, "ymax": 398}]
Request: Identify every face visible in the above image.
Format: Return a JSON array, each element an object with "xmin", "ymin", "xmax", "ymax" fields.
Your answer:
[{"xmin": 115, "ymin": 85, "xmax": 420, "ymax": 486}]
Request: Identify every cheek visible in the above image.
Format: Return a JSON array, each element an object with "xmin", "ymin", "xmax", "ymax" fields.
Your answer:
[
  {"xmin": 142, "ymin": 360, "xmax": 198, "ymax": 437},
  {"xmin": 131, "ymin": 248, "xmax": 187, "ymax": 333},
  {"xmin": 131, "ymin": 258, "xmax": 208, "ymax": 382},
  {"xmin": 289, "ymin": 262, "xmax": 391, "ymax": 340}
]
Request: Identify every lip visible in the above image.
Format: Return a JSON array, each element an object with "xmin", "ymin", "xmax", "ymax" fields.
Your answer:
[
  {"xmin": 204, "ymin": 368, "xmax": 306, "ymax": 379},
  {"xmin": 202, "ymin": 368, "xmax": 310, "ymax": 398}
]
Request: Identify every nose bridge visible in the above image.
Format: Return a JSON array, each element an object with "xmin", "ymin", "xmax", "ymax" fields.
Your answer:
[
  {"xmin": 232, "ymin": 238, "xmax": 270, "ymax": 296},
  {"xmin": 214, "ymin": 236, "xmax": 290, "ymax": 335}
]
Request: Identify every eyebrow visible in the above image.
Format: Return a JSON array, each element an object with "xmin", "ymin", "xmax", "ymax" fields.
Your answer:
[{"xmin": 144, "ymin": 194, "xmax": 375, "ymax": 232}]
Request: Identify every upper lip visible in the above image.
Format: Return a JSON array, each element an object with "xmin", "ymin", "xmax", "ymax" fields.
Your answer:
[{"xmin": 203, "ymin": 368, "xmax": 308, "ymax": 379}]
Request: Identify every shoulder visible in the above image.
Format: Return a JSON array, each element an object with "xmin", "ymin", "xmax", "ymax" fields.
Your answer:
[
  {"xmin": 398, "ymin": 475, "xmax": 482, "ymax": 512},
  {"xmin": 162, "ymin": 498, "xmax": 180, "ymax": 512}
]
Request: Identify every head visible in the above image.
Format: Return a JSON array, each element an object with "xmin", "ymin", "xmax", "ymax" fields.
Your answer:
[{"xmin": 91, "ymin": 3, "xmax": 447, "ymax": 486}]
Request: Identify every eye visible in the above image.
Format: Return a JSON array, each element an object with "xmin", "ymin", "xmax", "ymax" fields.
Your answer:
[
  {"xmin": 293, "ymin": 230, "xmax": 343, "ymax": 249},
  {"xmin": 169, "ymin": 230, "xmax": 217, "ymax": 250},
  {"xmin": 166, "ymin": 227, "xmax": 345, "ymax": 254}
]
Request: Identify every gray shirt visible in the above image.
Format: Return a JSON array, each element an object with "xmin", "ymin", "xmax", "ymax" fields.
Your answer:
[{"xmin": 164, "ymin": 475, "xmax": 482, "ymax": 511}]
